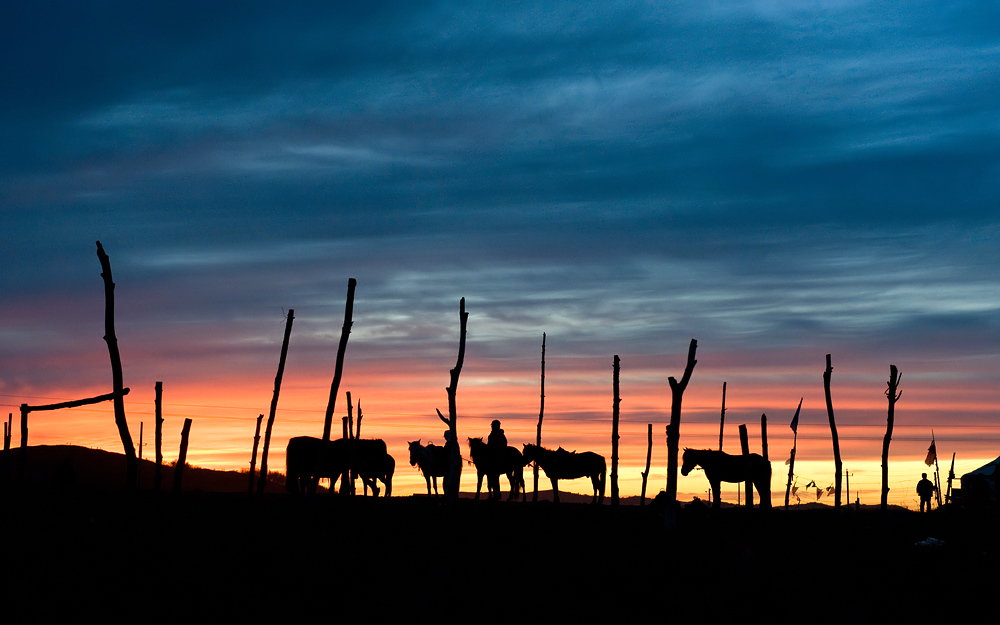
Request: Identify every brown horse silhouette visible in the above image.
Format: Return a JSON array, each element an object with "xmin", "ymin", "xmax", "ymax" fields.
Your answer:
[{"xmin": 522, "ymin": 443, "xmax": 606, "ymax": 504}]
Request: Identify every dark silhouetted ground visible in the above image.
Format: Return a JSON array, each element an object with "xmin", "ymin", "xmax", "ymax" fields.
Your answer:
[{"xmin": 1, "ymin": 446, "xmax": 993, "ymax": 622}]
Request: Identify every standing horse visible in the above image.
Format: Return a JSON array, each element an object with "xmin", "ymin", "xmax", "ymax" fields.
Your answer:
[
  {"xmin": 681, "ymin": 448, "xmax": 772, "ymax": 509},
  {"xmin": 522, "ymin": 443, "xmax": 606, "ymax": 504},
  {"xmin": 351, "ymin": 439, "xmax": 395, "ymax": 497},
  {"xmin": 467, "ymin": 437, "xmax": 526, "ymax": 502},
  {"xmin": 408, "ymin": 440, "xmax": 450, "ymax": 496},
  {"xmin": 286, "ymin": 436, "xmax": 393, "ymax": 496}
]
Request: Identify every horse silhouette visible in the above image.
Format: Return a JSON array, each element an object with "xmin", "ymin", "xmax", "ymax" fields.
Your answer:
[
  {"xmin": 286, "ymin": 436, "xmax": 393, "ymax": 496},
  {"xmin": 521, "ymin": 443, "xmax": 606, "ymax": 504},
  {"xmin": 467, "ymin": 437, "xmax": 525, "ymax": 502},
  {"xmin": 681, "ymin": 448, "xmax": 772, "ymax": 509},
  {"xmin": 408, "ymin": 440, "xmax": 450, "ymax": 496}
]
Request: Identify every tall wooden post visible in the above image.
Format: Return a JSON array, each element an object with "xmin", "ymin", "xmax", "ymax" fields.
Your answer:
[
  {"xmin": 154, "ymin": 381, "xmax": 163, "ymax": 491},
  {"xmin": 258, "ymin": 309, "xmax": 293, "ymax": 495},
  {"xmin": 739, "ymin": 424, "xmax": 752, "ymax": 508},
  {"xmin": 823, "ymin": 354, "xmax": 842, "ymax": 509},
  {"xmin": 323, "ymin": 279, "xmax": 356, "ymax": 441},
  {"xmin": 249, "ymin": 414, "xmax": 263, "ymax": 494},
  {"xmin": 535, "ymin": 333, "xmax": 545, "ymax": 503},
  {"xmin": 665, "ymin": 339, "xmax": 698, "ymax": 529},
  {"xmin": 881, "ymin": 364, "xmax": 901, "ymax": 512},
  {"xmin": 174, "ymin": 418, "xmax": 193, "ymax": 493},
  {"xmin": 611, "ymin": 355, "xmax": 621, "ymax": 507},
  {"xmin": 785, "ymin": 398, "xmax": 802, "ymax": 510},
  {"xmin": 437, "ymin": 297, "xmax": 468, "ymax": 503},
  {"xmin": 640, "ymin": 423, "xmax": 653, "ymax": 506},
  {"xmin": 718, "ymin": 382, "xmax": 727, "ymax": 451},
  {"xmin": 760, "ymin": 413, "xmax": 771, "ymax": 509},
  {"xmin": 96, "ymin": 241, "xmax": 138, "ymax": 489}
]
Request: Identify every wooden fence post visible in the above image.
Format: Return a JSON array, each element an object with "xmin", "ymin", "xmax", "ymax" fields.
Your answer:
[
  {"xmin": 611, "ymin": 355, "xmax": 620, "ymax": 507},
  {"xmin": 640, "ymin": 423, "xmax": 652, "ymax": 506},
  {"xmin": 823, "ymin": 354, "xmax": 842, "ymax": 509},
  {"xmin": 323, "ymin": 279, "xmax": 356, "ymax": 442},
  {"xmin": 665, "ymin": 339, "xmax": 698, "ymax": 529},
  {"xmin": 881, "ymin": 365, "xmax": 901, "ymax": 512},
  {"xmin": 249, "ymin": 414, "xmax": 263, "ymax": 494},
  {"xmin": 154, "ymin": 381, "xmax": 163, "ymax": 491},
  {"xmin": 258, "ymin": 309, "xmax": 293, "ymax": 495},
  {"xmin": 173, "ymin": 418, "xmax": 192, "ymax": 493},
  {"xmin": 739, "ymin": 424, "xmax": 752, "ymax": 508},
  {"xmin": 534, "ymin": 333, "xmax": 546, "ymax": 503}
]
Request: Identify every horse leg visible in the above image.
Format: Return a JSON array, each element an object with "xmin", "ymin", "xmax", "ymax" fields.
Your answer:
[
  {"xmin": 711, "ymin": 480, "xmax": 721, "ymax": 510},
  {"xmin": 476, "ymin": 470, "xmax": 484, "ymax": 500},
  {"xmin": 552, "ymin": 478, "xmax": 559, "ymax": 504}
]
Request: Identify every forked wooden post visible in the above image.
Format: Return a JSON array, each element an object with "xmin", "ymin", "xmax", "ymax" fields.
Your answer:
[
  {"xmin": 881, "ymin": 364, "xmax": 901, "ymax": 512},
  {"xmin": 665, "ymin": 339, "xmax": 698, "ymax": 529},
  {"xmin": 437, "ymin": 297, "xmax": 468, "ymax": 502}
]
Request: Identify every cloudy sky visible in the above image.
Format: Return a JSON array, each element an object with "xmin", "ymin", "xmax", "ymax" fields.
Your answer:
[{"xmin": 3, "ymin": 2, "xmax": 998, "ymax": 504}]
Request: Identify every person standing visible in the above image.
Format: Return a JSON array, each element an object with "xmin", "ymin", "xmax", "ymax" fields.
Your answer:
[
  {"xmin": 916, "ymin": 472, "xmax": 935, "ymax": 512},
  {"xmin": 486, "ymin": 419, "xmax": 507, "ymax": 501}
]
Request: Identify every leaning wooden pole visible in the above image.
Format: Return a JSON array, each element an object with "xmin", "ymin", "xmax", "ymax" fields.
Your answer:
[
  {"xmin": 784, "ymin": 398, "xmax": 802, "ymax": 510},
  {"xmin": 640, "ymin": 423, "xmax": 653, "ymax": 506},
  {"xmin": 257, "ymin": 309, "xmax": 293, "ymax": 495},
  {"xmin": 322, "ymin": 279, "xmax": 357, "ymax": 442},
  {"xmin": 96, "ymin": 241, "xmax": 137, "ymax": 488},
  {"xmin": 534, "ymin": 333, "xmax": 545, "ymax": 503},
  {"xmin": 249, "ymin": 414, "xmax": 263, "ymax": 494},
  {"xmin": 881, "ymin": 364, "xmax": 901, "ymax": 512},
  {"xmin": 173, "ymin": 418, "xmax": 193, "ymax": 493},
  {"xmin": 718, "ymin": 381, "xmax": 727, "ymax": 451},
  {"xmin": 665, "ymin": 339, "xmax": 698, "ymax": 529},
  {"xmin": 154, "ymin": 381, "xmax": 163, "ymax": 491},
  {"xmin": 611, "ymin": 355, "xmax": 621, "ymax": 507},
  {"xmin": 823, "ymin": 354, "xmax": 842, "ymax": 509}
]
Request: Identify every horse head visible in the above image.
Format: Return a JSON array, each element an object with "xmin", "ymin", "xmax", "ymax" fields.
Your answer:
[
  {"xmin": 681, "ymin": 448, "xmax": 696, "ymax": 476},
  {"xmin": 521, "ymin": 443, "xmax": 536, "ymax": 465},
  {"xmin": 408, "ymin": 440, "xmax": 421, "ymax": 467}
]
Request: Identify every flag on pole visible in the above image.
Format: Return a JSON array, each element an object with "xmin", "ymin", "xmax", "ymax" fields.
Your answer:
[
  {"xmin": 924, "ymin": 440, "xmax": 937, "ymax": 466},
  {"xmin": 790, "ymin": 397, "xmax": 802, "ymax": 433}
]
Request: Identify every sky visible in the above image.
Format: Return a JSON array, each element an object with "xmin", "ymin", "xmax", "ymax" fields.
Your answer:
[{"xmin": 2, "ymin": 1, "xmax": 999, "ymax": 507}]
